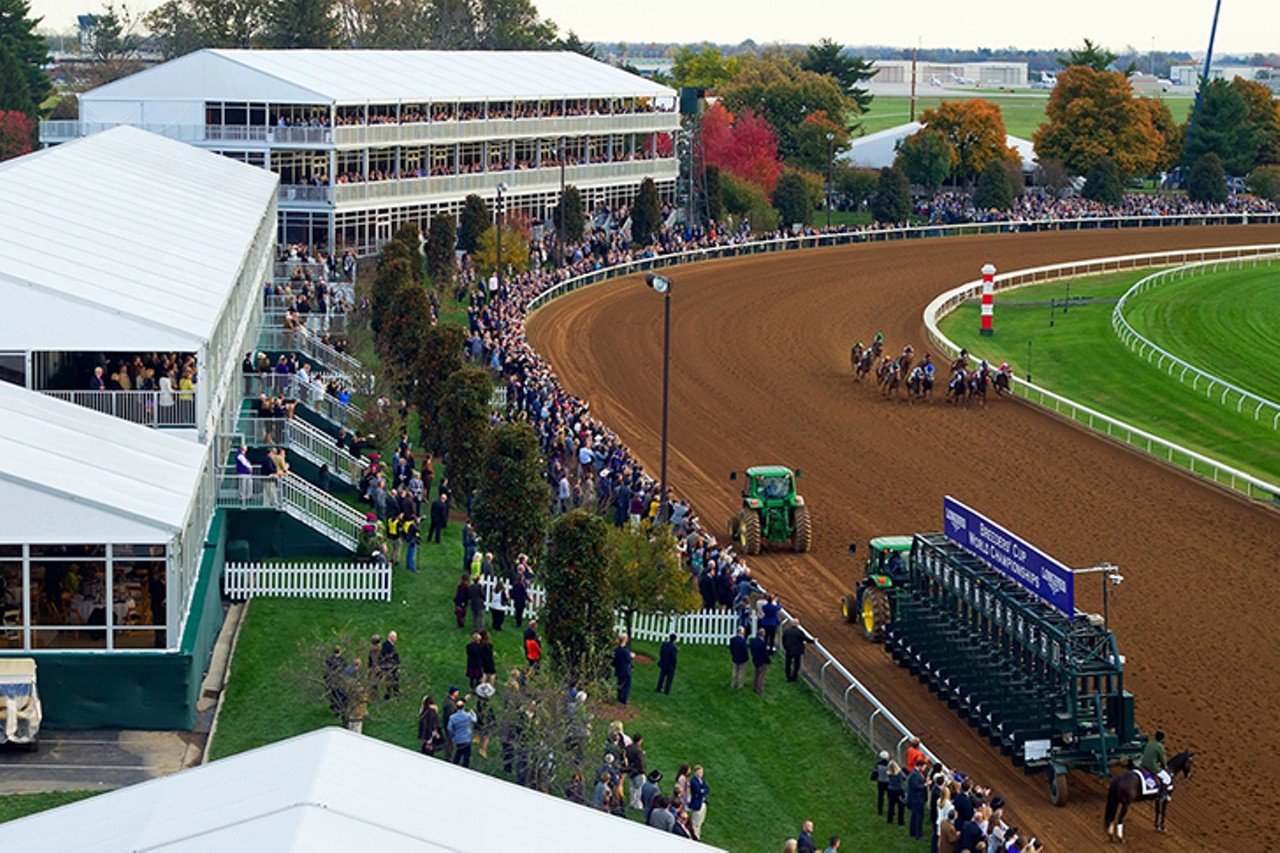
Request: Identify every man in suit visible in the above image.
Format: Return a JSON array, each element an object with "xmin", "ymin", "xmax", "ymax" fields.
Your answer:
[
  {"xmin": 781, "ymin": 623, "xmax": 814, "ymax": 682},
  {"xmin": 749, "ymin": 628, "xmax": 772, "ymax": 695},
  {"xmin": 612, "ymin": 634, "xmax": 634, "ymax": 705},
  {"xmin": 796, "ymin": 820, "xmax": 816, "ymax": 853},
  {"xmin": 88, "ymin": 366, "xmax": 106, "ymax": 390},
  {"xmin": 428, "ymin": 491, "xmax": 449, "ymax": 543},
  {"xmin": 656, "ymin": 633, "xmax": 678, "ymax": 695},
  {"xmin": 729, "ymin": 626, "xmax": 749, "ymax": 689},
  {"xmin": 906, "ymin": 763, "xmax": 928, "ymax": 838}
]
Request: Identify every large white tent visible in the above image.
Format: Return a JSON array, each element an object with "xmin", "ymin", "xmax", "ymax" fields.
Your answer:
[
  {"xmin": 82, "ymin": 50, "xmax": 675, "ymax": 120},
  {"xmin": 841, "ymin": 121, "xmax": 1038, "ymax": 172},
  {"xmin": 0, "ymin": 381, "xmax": 205, "ymax": 543},
  {"xmin": 0, "ymin": 125, "xmax": 278, "ymax": 353},
  {"xmin": 0, "ymin": 727, "xmax": 722, "ymax": 851}
]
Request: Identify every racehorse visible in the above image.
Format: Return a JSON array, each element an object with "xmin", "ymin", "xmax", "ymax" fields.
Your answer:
[
  {"xmin": 1105, "ymin": 751, "xmax": 1194, "ymax": 842},
  {"xmin": 993, "ymin": 368, "xmax": 1011, "ymax": 397},
  {"xmin": 904, "ymin": 366, "xmax": 926, "ymax": 403},
  {"xmin": 947, "ymin": 370, "xmax": 967, "ymax": 405},
  {"xmin": 850, "ymin": 343, "xmax": 863, "ymax": 372},
  {"xmin": 967, "ymin": 368, "xmax": 988, "ymax": 407},
  {"xmin": 854, "ymin": 349, "xmax": 875, "ymax": 381}
]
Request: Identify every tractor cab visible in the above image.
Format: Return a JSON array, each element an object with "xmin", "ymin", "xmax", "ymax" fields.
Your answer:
[
  {"xmin": 841, "ymin": 535, "xmax": 914, "ymax": 640},
  {"xmin": 865, "ymin": 536, "xmax": 913, "ymax": 585},
  {"xmin": 728, "ymin": 466, "xmax": 812, "ymax": 555}
]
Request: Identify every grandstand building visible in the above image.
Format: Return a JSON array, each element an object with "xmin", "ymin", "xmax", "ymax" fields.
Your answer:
[{"xmin": 40, "ymin": 50, "xmax": 681, "ymax": 255}]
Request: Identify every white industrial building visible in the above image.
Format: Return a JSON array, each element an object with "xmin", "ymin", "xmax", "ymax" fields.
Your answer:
[
  {"xmin": 1169, "ymin": 63, "xmax": 1275, "ymax": 88},
  {"xmin": 0, "ymin": 728, "xmax": 722, "ymax": 851},
  {"xmin": 41, "ymin": 50, "xmax": 681, "ymax": 254}
]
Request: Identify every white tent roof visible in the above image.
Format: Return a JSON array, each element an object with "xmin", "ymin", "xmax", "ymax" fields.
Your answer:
[
  {"xmin": 85, "ymin": 49, "xmax": 677, "ymax": 105},
  {"xmin": 0, "ymin": 125, "xmax": 278, "ymax": 352},
  {"xmin": 0, "ymin": 727, "xmax": 722, "ymax": 852},
  {"xmin": 841, "ymin": 121, "xmax": 1038, "ymax": 171},
  {"xmin": 0, "ymin": 382, "xmax": 204, "ymax": 542}
]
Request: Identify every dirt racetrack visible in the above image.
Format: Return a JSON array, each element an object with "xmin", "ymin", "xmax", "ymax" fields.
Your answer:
[{"xmin": 527, "ymin": 225, "xmax": 1280, "ymax": 850}]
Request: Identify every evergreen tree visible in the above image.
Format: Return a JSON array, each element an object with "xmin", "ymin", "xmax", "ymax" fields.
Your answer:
[
  {"xmin": 458, "ymin": 194, "xmax": 489, "ymax": 254},
  {"xmin": 0, "ymin": 0, "xmax": 51, "ymax": 112},
  {"xmin": 772, "ymin": 169, "xmax": 813, "ymax": 227},
  {"xmin": 411, "ymin": 324, "xmax": 466, "ymax": 452},
  {"xmin": 870, "ymin": 166, "xmax": 911, "ymax": 224},
  {"xmin": 543, "ymin": 510, "xmax": 614, "ymax": 681},
  {"xmin": 973, "ymin": 160, "xmax": 1015, "ymax": 210},
  {"xmin": 1183, "ymin": 78, "xmax": 1257, "ymax": 176},
  {"xmin": 631, "ymin": 177, "xmax": 662, "ymax": 245},
  {"xmin": 704, "ymin": 164, "xmax": 723, "ymax": 222},
  {"xmin": 799, "ymin": 38, "xmax": 876, "ymax": 113},
  {"xmin": 261, "ymin": 0, "xmax": 337, "ymax": 47},
  {"xmin": 1081, "ymin": 156, "xmax": 1124, "ymax": 205},
  {"xmin": 1187, "ymin": 152, "xmax": 1227, "ymax": 203},
  {"xmin": 471, "ymin": 422, "xmax": 548, "ymax": 574},
  {"xmin": 425, "ymin": 215, "xmax": 457, "ymax": 288},
  {"xmin": 437, "ymin": 367, "xmax": 494, "ymax": 510},
  {"xmin": 551, "ymin": 184, "xmax": 584, "ymax": 245}
]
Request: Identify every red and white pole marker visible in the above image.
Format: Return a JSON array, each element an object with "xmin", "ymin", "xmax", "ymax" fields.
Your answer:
[{"xmin": 979, "ymin": 263, "xmax": 996, "ymax": 337}]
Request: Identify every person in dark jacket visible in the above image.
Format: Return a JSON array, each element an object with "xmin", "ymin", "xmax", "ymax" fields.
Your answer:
[
  {"xmin": 796, "ymin": 820, "xmax": 816, "ymax": 853},
  {"xmin": 886, "ymin": 761, "xmax": 906, "ymax": 826},
  {"xmin": 612, "ymin": 634, "xmax": 635, "ymax": 704},
  {"xmin": 781, "ymin": 623, "xmax": 814, "ymax": 682},
  {"xmin": 428, "ymin": 492, "xmax": 449, "ymax": 543},
  {"xmin": 418, "ymin": 695, "xmax": 443, "ymax": 756},
  {"xmin": 872, "ymin": 750, "xmax": 891, "ymax": 815},
  {"xmin": 656, "ymin": 633, "xmax": 678, "ymax": 695},
  {"xmin": 748, "ymin": 628, "xmax": 772, "ymax": 694},
  {"xmin": 465, "ymin": 633, "xmax": 485, "ymax": 688},
  {"xmin": 952, "ymin": 779, "xmax": 974, "ymax": 835},
  {"xmin": 957, "ymin": 804, "xmax": 990, "ymax": 852},
  {"xmin": 759, "ymin": 595, "xmax": 782, "ymax": 650},
  {"xmin": 468, "ymin": 577, "xmax": 486, "ymax": 631},
  {"xmin": 452, "ymin": 575, "xmax": 470, "ymax": 629},
  {"xmin": 698, "ymin": 569, "xmax": 717, "ymax": 611},
  {"xmin": 907, "ymin": 764, "xmax": 928, "ymax": 838},
  {"xmin": 510, "ymin": 576, "xmax": 529, "ymax": 626},
  {"xmin": 379, "ymin": 631, "xmax": 400, "ymax": 698},
  {"xmin": 729, "ymin": 626, "xmax": 749, "ymax": 689}
]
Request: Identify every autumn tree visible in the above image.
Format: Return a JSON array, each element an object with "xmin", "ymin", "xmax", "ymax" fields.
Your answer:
[
  {"xmin": 920, "ymin": 99, "xmax": 1018, "ymax": 183},
  {"xmin": 472, "ymin": 422, "xmax": 547, "ymax": 573},
  {"xmin": 871, "ymin": 166, "xmax": 911, "ymax": 223},
  {"xmin": 1187, "ymin": 152, "xmax": 1227, "ymax": 203},
  {"xmin": 457, "ymin": 194, "xmax": 489, "ymax": 253},
  {"xmin": 1182, "ymin": 78, "xmax": 1256, "ymax": 176},
  {"xmin": 1082, "ymin": 156, "xmax": 1124, "ymax": 206},
  {"xmin": 607, "ymin": 521, "xmax": 699, "ymax": 639},
  {"xmin": 474, "ymin": 224, "xmax": 530, "ymax": 278},
  {"xmin": 721, "ymin": 172, "xmax": 780, "ymax": 233},
  {"xmin": 630, "ymin": 177, "xmax": 662, "ymax": 245},
  {"xmin": 1033, "ymin": 66, "xmax": 1160, "ymax": 178},
  {"xmin": 671, "ymin": 45, "xmax": 738, "ymax": 89},
  {"xmin": 1233, "ymin": 78, "xmax": 1280, "ymax": 166},
  {"xmin": 718, "ymin": 53, "xmax": 853, "ymax": 161},
  {"xmin": 772, "ymin": 169, "xmax": 813, "ymax": 227},
  {"xmin": 700, "ymin": 102, "xmax": 783, "ymax": 195},
  {"xmin": 895, "ymin": 128, "xmax": 955, "ymax": 194},
  {"xmin": 1247, "ymin": 165, "xmax": 1280, "ymax": 202},
  {"xmin": 0, "ymin": 110, "xmax": 34, "ymax": 161},
  {"xmin": 835, "ymin": 164, "xmax": 879, "ymax": 206},
  {"xmin": 799, "ymin": 38, "xmax": 876, "ymax": 113},
  {"xmin": 792, "ymin": 110, "xmax": 850, "ymax": 175},
  {"xmin": 543, "ymin": 510, "xmax": 614, "ymax": 681},
  {"xmin": 1136, "ymin": 97, "xmax": 1183, "ymax": 178}
]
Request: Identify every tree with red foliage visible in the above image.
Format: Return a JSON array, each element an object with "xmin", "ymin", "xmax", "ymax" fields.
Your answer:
[
  {"xmin": 701, "ymin": 101, "xmax": 783, "ymax": 196},
  {"xmin": 0, "ymin": 111, "xmax": 35, "ymax": 162}
]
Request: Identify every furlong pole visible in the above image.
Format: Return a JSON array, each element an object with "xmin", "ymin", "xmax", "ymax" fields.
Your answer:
[{"xmin": 659, "ymin": 288, "xmax": 671, "ymax": 524}]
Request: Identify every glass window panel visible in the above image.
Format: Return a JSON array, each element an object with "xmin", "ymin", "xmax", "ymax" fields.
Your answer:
[
  {"xmin": 30, "ymin": 561, "xmax": 105, "ymax": 626},
  {"xmin": 113, "ymin": 628, "xmax": 166, "ymax": 649},
  {"xmin": 31, "ymin": 544, "xmax": 105, "ymax": 558},
  {"xmin": 31, "ymin": 629, "xmax": 106, "ymax": 650},
  {"xmin": 0, "ymin": 544, "xmax": 20, "ymax": 558}
]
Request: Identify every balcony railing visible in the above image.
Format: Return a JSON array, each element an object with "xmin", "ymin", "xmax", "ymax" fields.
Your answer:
[{"xmin": 40, "ymin": 389, "xmax": 197, "ymax": 428}]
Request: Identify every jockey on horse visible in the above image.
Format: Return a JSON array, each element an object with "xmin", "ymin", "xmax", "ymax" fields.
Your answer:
[
  {"xmin": 950, "ymin": 347, "xmax": 969, "ymax": 376},
  {"xmin": 1139, "ymin": 731, "xmax": 1172, "ymax": 800}
]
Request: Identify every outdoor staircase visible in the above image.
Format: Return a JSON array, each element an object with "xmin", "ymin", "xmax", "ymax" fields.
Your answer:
[
  {"xmin": 216, "ymin": 469, "xmax": 364, "ymax": 552},
  {"xmin": 242, "ymin": 373, "xmax": 366, "ymax": 431},
  {"xmin": 236, "ymin": 414, "xmax": 368, "ymax": 487},
  {"xmin": 257, "ymin": 325, "xmax": 364, "ymax": 376}
]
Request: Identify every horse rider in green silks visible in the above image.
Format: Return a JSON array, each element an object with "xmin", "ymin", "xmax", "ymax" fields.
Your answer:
[{"xmin": 1140, "ymin": 730, "xmax": 1171, "ymax": 798}]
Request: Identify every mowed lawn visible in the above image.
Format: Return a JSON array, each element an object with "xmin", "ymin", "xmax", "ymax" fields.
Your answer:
[
  {"xmin": 1122, "ymin": 261, "xmax": 1280, "ymax": 400},
  {"xmin": 0, "ymin": 791, "xmax": 101, "ymax": 824},
  {"xmin": 940, "ymin": 270, "xmax": 1280, "ymax": 484},
  {"xmin": 211, "ymin": 521, "xmax": 913, "ymax": 852},
  {"xmin": 860, "ymin": 94, "xmax": 1195, "ymax": 140}
]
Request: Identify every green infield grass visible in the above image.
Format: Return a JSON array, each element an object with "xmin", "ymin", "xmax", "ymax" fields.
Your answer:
[{"xmin": 940, "ymin": 270, "xmax": 1280, "ymax": 484}]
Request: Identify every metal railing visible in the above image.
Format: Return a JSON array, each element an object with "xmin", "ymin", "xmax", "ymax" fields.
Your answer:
[
  {"xmin": 279, "ymin": 185, "xmax": 333, "ymax": 204},
  {"xmin": 256, "ymin": 326, "xmax": 363, "ymax": 375},
  {"xmin": 242, "ymin": 373, "xmax": 367, "ymax": 430},
  {"xmin": 224, "ymin": 561, "xmax": 389, "ymax": 601},
  {"xmin": 263, "ymin": 309, "xmax": 353, "ymax": 335},
  {"xmin": 921, "ymin": 244, "xmax": 1280, "ymax": 505},
  {"xmin": 1112, "ymin": 254, "xmax": 1280, "ymax": 429},
  {"xmin": 216, "ymin": 470, "xmax": 363, "ymax": 550},
  {"xmin": 237, "ymin": 415, "xmax": 368, "ymax": 485},
  {"xmin": 40, "ymin": 389, "xmax": 197, "ymax": 428}
]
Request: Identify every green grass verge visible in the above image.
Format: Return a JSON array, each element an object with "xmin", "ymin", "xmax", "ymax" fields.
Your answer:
[
  {"xmin": 211, "ymin": 522, "xmax": 912, "ymax": 852},
  {"xmin": 939, "ymin": 271, "xmax": 1280, "ymax": 483},
  {"xmin": 1122, "ymin": 262, "xmax": 1280, "ymax": 401},
  {"xmin": 0, "ymin": 791, "xmax": 102, "ymax": 824}
]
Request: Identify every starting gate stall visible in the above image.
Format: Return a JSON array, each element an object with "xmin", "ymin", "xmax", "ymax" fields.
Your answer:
[{"xmin": 877, "ymin": 497, "xmax": 1145, "ymax": 805}]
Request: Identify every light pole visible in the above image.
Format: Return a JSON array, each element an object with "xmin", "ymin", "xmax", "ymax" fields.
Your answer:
[
  {"xmin": 825, "ymin": 131, "xmax": 835, "ymax": 229},
  {"xmin": 557, "ymin": 137, "xmax": 566, "ymax": 265},
  {"xmin": 645, "ymin": 272, "xmax": 672, "ymax": 524},
  {"xmin": 494, "ymin": 181, "xmax": 507, "ymax": 304},
  {"xmin": 1026, "ymin": 339, "xmax": 1033, "ymax": 383},
  {"xmin": 1075, "ymin": 563, "xmax": 1123, "ymax": 631}
]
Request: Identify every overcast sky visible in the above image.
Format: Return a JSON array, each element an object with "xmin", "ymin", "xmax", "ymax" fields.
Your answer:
[{"xmin": 28, "ymin": 0, "xmax": 1279, "ymax": 55}]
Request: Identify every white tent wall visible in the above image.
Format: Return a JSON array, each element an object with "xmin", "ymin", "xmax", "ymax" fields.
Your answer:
[
  {"xmin": 79, "ymin": 99, "xmax": 203, "ymax": 127},
  {"xmin": 83, "ymin": 50, "xmax": 328, "ymax": 107},
  {"xmin": 0, "ymin": 482, "xmax": 176, "ymax": 542}
]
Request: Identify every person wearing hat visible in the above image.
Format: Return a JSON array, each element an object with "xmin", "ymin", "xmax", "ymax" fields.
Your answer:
[
  {"xmin": 641, "ymin": 769, "xmax": 663, "ymax": 821},
  {"xmin": 871, "ymin": 750, "xmax": 891, "ymax": 815}
]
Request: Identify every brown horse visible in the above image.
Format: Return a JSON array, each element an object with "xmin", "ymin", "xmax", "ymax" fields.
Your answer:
[
  {"xmin": 850, "ymin": 342, "xmax": 864, "ymax": 372},
  {"xmin": 1104, "ymin": 751, "xmax": 1194, "ymax": 842},
  {"xmin": 855, "ymin": 349, "xmax": 875, "ymax": 381}
]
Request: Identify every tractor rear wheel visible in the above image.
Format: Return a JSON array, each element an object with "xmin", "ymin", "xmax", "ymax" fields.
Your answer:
[
  {"xmin": 1047, "ymin": 767, "xmax": 1069, "ymax": 807},
  {"xmin": 791, "ymin": 504, "xmax": 812, "ymax": 552},
  {"xmin": 840, "ymin": 594, "xmax": 859, "ymax": 623},
  {"xmin": 739, "ymin": 509, "xmax": 762, "ymax": 555},
  {"xmin": 862, "ymin": 588, "xmax": 891, "ymax": 642}
]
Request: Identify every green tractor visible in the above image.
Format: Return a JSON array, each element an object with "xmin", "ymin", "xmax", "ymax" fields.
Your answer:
[
  {"xmin": 728, "ymin": 466, "xmax": 812, "ymax": 555},
  {"xmin": 841, "ymin": 536, "xmax": 913, "ymax": 641}
]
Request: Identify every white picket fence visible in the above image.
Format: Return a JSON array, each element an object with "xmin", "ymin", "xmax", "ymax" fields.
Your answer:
[
  {"xmin": 476, "ymin": 576, "xmax": 743, "ymax": 645},
  {"xmin": 224, "ymin": 561, "xmax": 392, "ymax": 601}
]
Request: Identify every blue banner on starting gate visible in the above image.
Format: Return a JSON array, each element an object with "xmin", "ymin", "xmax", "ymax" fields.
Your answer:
[{"xmin": 943, "ymin": 496, "xmax": 1075, "ymax": 615}]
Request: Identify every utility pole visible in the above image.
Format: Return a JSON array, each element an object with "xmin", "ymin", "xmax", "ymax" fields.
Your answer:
[{"xmin": 910, "ymin": 38, "xmax": 920, "ymax": 122}]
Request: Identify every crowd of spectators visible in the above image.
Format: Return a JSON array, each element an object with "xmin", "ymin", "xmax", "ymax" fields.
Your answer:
[
  {"xmin": 325, "ymin": 146, "xmax": 663, "ymax": 186},
  {"xmin": 269, "ymin": 99, "xmax": 674, "ymax": 130},
  {"xmin": 86, "ymin": 352, "xmax": 197, "ymax": 406},
  {"xmin": 915, "ymin": 188, "xmax": 1276, "ymax": 225}
]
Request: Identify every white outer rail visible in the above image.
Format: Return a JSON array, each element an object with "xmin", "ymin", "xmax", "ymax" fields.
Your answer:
[
  {"xmin": 922, "ymin": 244, "xmax": 1280, "ymax": 505},
  {"xmin": 1111, "ymin": 254, "xmax": 1280, "ymax": 428}
]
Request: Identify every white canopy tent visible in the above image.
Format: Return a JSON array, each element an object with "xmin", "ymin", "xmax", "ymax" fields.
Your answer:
[
  {"xmin": 0, "ymin": 381, "xmax": 204, "ymax": 543},
  {"xmin": 841, "ymin": 121, "xmax": 1038, "ymax": 172},
  {"xmin": 82, "ymin": 50, "xmax": 676, "ymax": 118},
  {"xmin": 0, "ymin": 727, "xmax": 723, "ymax": 851},
  {"xmin": 0, "ymin": 125, "xmax": 278, "ymax": 353}
]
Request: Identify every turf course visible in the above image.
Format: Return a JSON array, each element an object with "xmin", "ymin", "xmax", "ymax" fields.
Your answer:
[
  {"xmin": 210, "ymin": 521, "xmax": 913, "ymax": 852},
  {"xmin": 1122, "ymin": 260, "xmax": 1280, "ymax": 401},
  {"xmin": 940, "ymin": 270, "xmax": 1280, "ymax": 484},
  {"xmin": 0, "ymin": 791, "xmax": 101, "ymax": 824}
]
